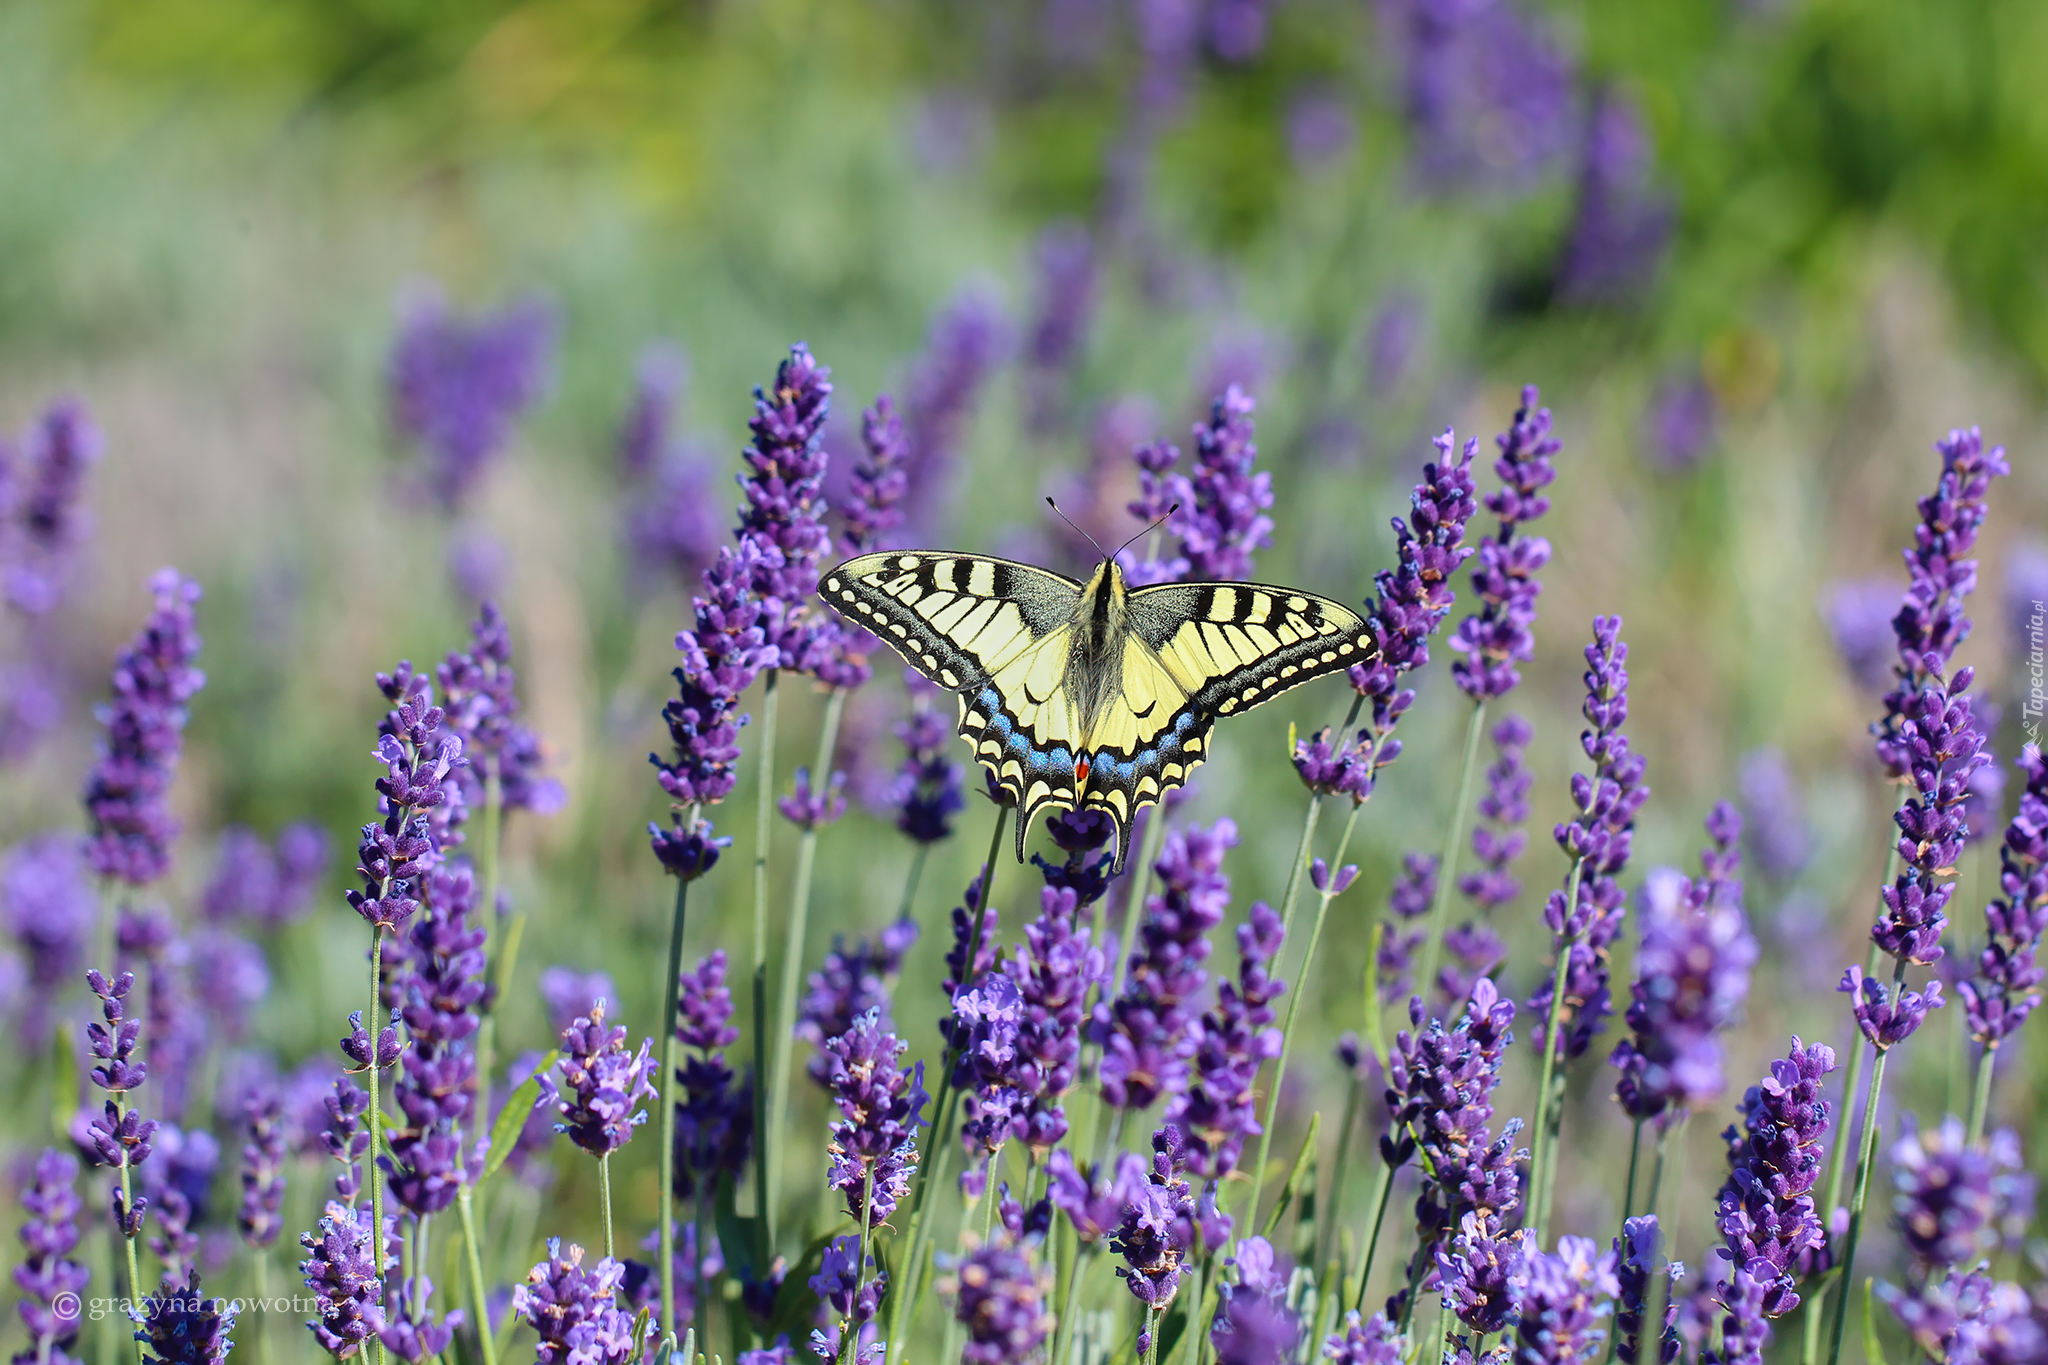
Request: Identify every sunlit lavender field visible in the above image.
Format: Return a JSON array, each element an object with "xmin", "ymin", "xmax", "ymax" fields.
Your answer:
[{"xmin": 3, "ymin": 3, "xmax": 2048, "ymax": 1365}]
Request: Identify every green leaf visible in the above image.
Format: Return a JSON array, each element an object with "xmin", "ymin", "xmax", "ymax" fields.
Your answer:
[
  {"xmin": 1262, "ymin": 1111, "xmax": 1322, "ymax": 1240},
  {"xmin": 1862, "ymin": 1277, "xmax": 1891, "ymax": 1365},
  {"xmin": 712, "ymin": 1174, "xmax": 761, "ymax": 1282},
  {"xmin": 480, "ymin": 1052, "xmax": 555, "ymax": 1188}
]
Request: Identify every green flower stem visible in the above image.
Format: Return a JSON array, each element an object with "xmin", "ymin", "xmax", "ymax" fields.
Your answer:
[
  {"xmin": 1246, "ymin": 798, "xmax": 1361, "ymax": 1227},
  {"xmin": 1968, "ymin": 1041, "xmax": 1998, "ymax": 1146},
  {"xmin": 471, "ymin": 774, "xmax": 504, "ymax": 1148},
  {"xmin": 1526, "ymin": 856, "xmax": 1586, "ymax": 1246},
  {"xmin": 898, "ymin": 844, "xmax": 930, "ymax": 924},
  {"xmin": 1802, "ymin": 935, "xmax": 1891, "ymax": 1365},
  {"xmin": 1049, "ymin": 1231, "xmax": 1086, "ymax": 1365},
  {"xmin": 1320, "ymin": 1073, "xmax": 1362, "ymax": 1276},
  {"xmin": 596, "ymin": 1152, "xmax": 615, "ymax": 1261},
  {"xmin": 413, "ymin": 1213, "xmax": 432, "ymax": 1333},
  {"xmin": 884, "ymin": 803, "xmax": 1009, "ymax": 1365},
  {"xmin": 841, "ymin": 1165, "xmax": 876, "ymax": 1365},
  {"xmin": 366, "ymin": 924, "xmax": 392, "ymax": 1365},
  {"xmin": 1351, "ymin": 1157, "xmax": 1396, "ymax": 1314},
  {"xmin": 767, "ymin": 687, "xmax": 847, "ymax": 1249},
  {"xmin": 1111, "ymin": 805, "xmax": 1174, "ymax": 1003},
  {"xmin": 656, "ymin": 872, "xmax": 691, "ymax": 1350},
  {"xmin": 1826, "ymin": 1039, "xmax": 1893, "ymax": 1365},
  {"xmin": 114, "ymin": 1107, "xmax": 145, "ymax": 1365},
  {"xmin": 457, "ymin": 1188, "xmax": 499, "ymax": 1365},
  {"xmin": 1414, "ymin": 700, "xmax": 1488, "ymax": 1003},
  {"xmin": 751, "ymin": 668, "xmax": 780, "ymax": 1262}
]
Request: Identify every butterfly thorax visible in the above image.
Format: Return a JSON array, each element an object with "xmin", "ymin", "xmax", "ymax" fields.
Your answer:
[{"xmin": 1066, "ymin": 559, "xmax": 1130, "ymax": 748}]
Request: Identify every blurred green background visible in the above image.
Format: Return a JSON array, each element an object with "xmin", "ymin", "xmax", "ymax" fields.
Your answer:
[{"xmin": 2, "ymin": 0, "xmax": 2046, "ymax": 1359}]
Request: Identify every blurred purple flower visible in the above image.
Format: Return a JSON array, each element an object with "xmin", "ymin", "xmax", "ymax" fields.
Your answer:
[
  {"xmin": 14, "ymin": 1147, "xmax": 88, "ymax": 1365},
  {"xmin": 1889, "ymin": 1118, "xmax": 2021, "ymax": 1271},
  {"xmin": 201, "ymin": 823, "xmax": 331, "ymax": 928},
  {"xmin": 1380, "ymin": 0, "xmax": 1575, "ymax": 192},
  {"xmin": 1288, "ymin": 89, "xmax": 1358, "ymax": 171},
  {"xmin": 1167, "ymin": 900, "xmax": 1285, "ymax": 1181},
  {"xmin": 191, "ymin": 927, "xmax": 269, "ymax": 1042},
  {"xmin": 0, "ymin": 661, "xmax": 63, "ymax": 763},
  {"xmin": 887, "ymin": 698, "xmax": 965, "ymax": 845},
  {"xmin": 1449, "ymin": 385, "xmax": 1559, "ymax": 702},
  {"xmin": 386, "ymin": 282, "xmax": 556, "ymax": 513},
  {"xmin": 237, "ymin": 1090, "xmax": 286, "ymax": 1251},
  {"xmin": 1736, "ymin": 748, "xmax": 1810, "ymax": 880},
  {"xmin": 946, "ymin": 1236, "xmax": 1052, "ymax": 1365},
  {"xmin": 1823, "ymin": 577, "xmax": 1906, "ymax": 695},
  {"xmin": 1644, "ymin": 373, "xmax": 1718, "ymax": 470},
  {"xmin": 1557, "ymin": 90, "xmax": 1675, "ymax": 306},
  {"xmin": 1095, "ymin": 819, "xmax": 1237, "ymax": 1111},
  {"xmin": 673, "ymin": 950, "xmax": 753, "ymax": 1201},
  {"xmin": 1207, "ymin": 0, "xmax": 1274, "ymax": 62},
  {"xmin": 1611, "ymin": 803, "xmax": 1757, "ymax": 1126},
  {"xmin": 437, "ymin": 601, "xmax": 564, "ymax": 819},
  {"xmin": 2, "ymin": 398, "xmax": 100, "ymax": 615},
  {"xmin": 1366, "ymin": 296, "xmax": 1426, "ymax": 397},
  {"xmin": 1209, "ymin": 1237, "xmax": 1302, "ymax": 1363},
  {"xmin": 4, "ymin": 833, "xmax": 94, "ymax": 1049},
  {"xmin": 1440, "ymin": 714, "xmax": 1534, "ymax": 999},
  {"xmin": 1879, "ymin": 1264, "xmax": 2044, "ymax": 1362},
  {"xmin": 1323, "ymin": 1310, "xmax": 1405, "ymax": 1363},
  {"xmin": 82, "ymin": 570, "xmax": 206, "ymax": 886},
  {"xmin": 1613, "ymin": 1215, "xmax": 1680, "ymax": 1365},
  {"xmin": 1376, "ymin": 851, "xmax": 1436, "ymax": 1003},
  {"xmin": 1024, "ymin": 224, "xmax": 1098, "ymax": 432},
  {"xmin": 539, "ymin": 967, "xmax": 615, "ymax": 1035},
  {"xmin": 2004, "ymin": 540, "xmax": 2048, "ymax": 653},
  {"xmin": 617, "ymin": 341, "xmax": 687, "ymax": 481},
  {"xmin": 1515, "ymin": 1236, "xmax": 1620, "ymax": 1364},
  {"xmin": 902, "ymin": 286, "xmax": 1008, "ymax": 535},
  {"xmin": 796, "ymin": 919, "xmax": 919, "ymax": 1088}
]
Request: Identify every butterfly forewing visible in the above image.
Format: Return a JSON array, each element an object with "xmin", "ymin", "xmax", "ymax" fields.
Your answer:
[{"xmin": 1124, "ymin": 581, "xmax": 1375, "ymax": 715}]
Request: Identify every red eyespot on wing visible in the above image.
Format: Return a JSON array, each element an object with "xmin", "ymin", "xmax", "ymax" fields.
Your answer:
[{"xmin": 1075, "ymin": 754, "xmax": 1092, "ymax": 788}]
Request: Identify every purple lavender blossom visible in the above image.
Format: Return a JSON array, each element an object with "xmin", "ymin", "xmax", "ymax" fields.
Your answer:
[
  {"xmin": 842, "ymin": 397, "xmax": 911, "ymax": 557},
  {"xmin": 318, "ymin": 1078, "xmax": 372, "ymax": 1203},
  {"xmin": 1094, "ymin": 820, "xmax": 1238, "ymax": 1111},
  {"xmin": 1557, "ymin": 90, "xmax": 1674, "ymax": 306},
  {"xmin": 300, "ymin": 1198, "xmax": 384, "ymax": 1357},
  {"xmin": 238, "ymin": 1090, "xmax": 287, "ymax": 1249},
  {"xmin": 778, "ymin": 766, "xmax": 847, "ymax": 832},
  {"xmin": 1713, "ymin": 1037, "xmax": 1836, "ymax": 1319},
  {"xmin": 1870, "ymin": 667, "xmax": 1990, "ymax": 969},
  {"xmin": 1839, "ymin": 964, "xmax": 1945, "ymax": 1052},
  {"xmin": 1435, "ymin": 1209, "xmax": 1528, "ymax": 1334},
  {"xmin": 383, "ymin": 863, "xmax": 487, "ymax": 1212},
  {"xmin": 379, "ymin": 1274, "xmax": 461, "ymax": 1364},
  {"xmin": 1324, "ymin": 1311, "xmax": 1405, "ymax": 1363},
  {"xmin": 3, "ymin": 398, "xmax": 100, "ymax": 614},
  {"xmin": 1874, "ymin": 428, "xmax": 2008, "ymax": 779},
  {"xmin": 539, "ymin": 967, "xmax": 616, "ymax": 1035},
  {"xmin": 1023, "ymin": 223, "xmax": 1097, "ymax": 432},
  {"xmin": 201, "ymin": 823, "xmax": 331, "ymax": 927},
  {"xmin": 615, "ymin": 346, "xmax": 721, "ymax": 598},
  {"xmin": 1644, "ymin": 374, "xmax": 1717, "ymax": 470},
  {"xmin": 1712, "ymin": 1260, "xmax": 1773, "ymax": 1365},
  {"xmin": 946, "ymin": 1237, "xmax": 1053, "ymax": 1364},
  {"xmin": 887, "ymin": 697, "xmax": 966, "ymax": 845},
  {"xmin": 1166, "ymin": 386, "xmax": 1274, "ymax": 584},
  {"xmin": 1366, "ymin": 296, "xmax": 1425, "ymax": 398},
  {"xmin": 1210, "ymin": 1237, "xmax": 1303, "ymax": 1364},
  {"xmin": 810, "ymin": 1233, "xmax": 886, "ymax": 1364},
  {"xmin": 1385, "ymin": 979, "xmax": 1522, "ymax": 1251},
  {"xmin": 1959, "ymin": 745, "xmax": 2048, "ymax": 1046},
  {"xmin": 1611, "ymin": 804, "xmax": 1757, "ymax": 1126},
  {"xmin": 513, "ymin": 1240, "xmax": 648, "ymax": 1365},
  {"xmin": 1379, "ymin": 0, "xmax": 1575, "ymax": 192},
  {"xmin": 3, "ymin": 833, "xmax": 94, "ymax": 1048},
  {"xmin": 673, "ymin": 950, "xmax": 754, "ymax": 1200},
  {"xmin": 1890, "ymin": 1118, "xmax": 2020, "ymax": 1270},
  {"xmin": 822, "ymin": 1009, "xmax": 928, "ymax": 1229},
  {"xmin": 1167, "ymin": 899, "xmax": 1285, "ymax": 1180},
  {"xmin": 1531, "ymin": 617, "xmax": 1647, "ymax": 1064},
  {"xmin": 1376, "ymin": 851, "xmax": 1436, "ymax": 1003},
  {"xmin": 82, "ymin": 570, "xmax": 205, "ymax": 886},
  {"xmin": 651, "ymin": 537, "xmax": 774, "ymax": 822},
  {"xmin": 1002, "ymin": 884, "xmax": 1108, "ymax": 1153},
  {"xmin": 0, "ymin": 661, "xmax": 62, "ymax": 762},
  {"xmin": 735, "ymin": 342, "xmax": 836, "ymax": 681},
  {"xmin": 546, "ymin": 1001, "xmax": 657, "ymax": 1158},
  {"xmin": 616, "ymin": 341, "xmax": 687, "ymax": 481},
  {"xmin": 347, "ymin": 663, "xmax": 464, "ymax": 937},
  {"xmin": 84, "ymin": 968, "xmax": 156, "ymax": 1235},
  {"xmin": 1442, "ymin": 714, "xmax": 1535, "ymax": 1000},
  {"xmin": 1110, "ymin": 1131, "xmax": 1199, "ymax": 1312},
  {"xmin": 1049, "ymin": 1149, "xmax": 1147, "ymax": 1245},
  {"xmin": 1880, "ymin": 1265, "xmax": 2045, "ymax": 1362},
  {"xmin": 901, "ymin": 287, "xmax": 1008, "ymax": 536},
  {"xmin": 1513, "ymin": 1235, "xmax": 1618, "ymax": 1362},
  {"xmin": 386, "ymin": 282, "xmax": 556, "ymax": 512},
  {"xmin": 437, "ymin": 601, "xmax": 565, "ymax": 818},
  {"xmin": 136, "ymin": 1269, "xmax": 237, "ymax": 1365},
  {"xmin": 138, "ymin": 1122, "xmax": 216, "ymax": 1279},
  {"xmin": 1448, "ymin": 386, "xmax": 1558, "ymax": 702},
  {"xmin": 1736, "ymin": 748, "xmax": 1810, "ymax": 880},
  {"xmin": 1288, "ymin": 89, "xmax": 1358, "ymax": 171},
  {"xmin": 1613, "ymin": 1216, "xmax": 1679, "ymax": 1365},
  {"xmin": 795, "ymin": 919, "xmax": 919, "ymax": 1087},
  {"xmin": 1311, "ymin": 431, "xmax": 1478, "ymax": 805},
  {"xmin": 952, "ymin": 970, "xmax": 1025, "ymax": 1195},
  {"xmin": 14, "ymin": 1148, "xmax": 88, "ymax": 1365}
]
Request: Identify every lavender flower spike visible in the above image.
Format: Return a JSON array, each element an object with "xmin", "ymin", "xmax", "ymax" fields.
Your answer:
[
  {"xmin": 84, "ymin": 968, "xmax": 157, "ymax": 1236},
  {"xmin": 1959, "ymin": 744, "xmax": 2048, "ymax": 1047},
  {"xmin": 822, "ymin": 1009, "xmax": 928, "ymax": 1229},
  {"xmin": 1871, "ymin": 666, "xmax": 1991, "ymax": 968},
  {"xmin": 1513, "ymin": 1235, "xmax": 1619, "ymax": 1364},
  {"xmin": 136, "ymin": 1269, "xmax": 237, "ymax": 1365},
  {"xmin": 946, "ymin": 1237, "xmax": 1054, "ymax": 1364},
  {"xmin": 300, "ymin": 1199, "xmax": 384, "ymax": 1358},
  {"xmin": 238, "ymin": 1090, "xmax": 287, "ymax": 1249},
  {"xmin": 1889, "ymin": 1117, "xmax": 2019, "ymax": 1271},
  {"xmin": 672, "ymin": 949, "xmax": 754, "ymax": 1199},
  {"xmin": 1713, "ymin": 1037, "xmax": 1836, "ymax": 1319},
  {"xmin": 1209, "ymin": 1237, "xmax": 1303, "ymax": 1364},
  {"xmin": 348, "ymin": 662, "xmax": 465, "ymax": 935},
  {"xmin": 1449, "ymin": 385, "xmax": 1558, "ymax": 702},
  {"xmin": 1167, "ymin": 898, "xmax": 1285, "ymax": 1180},
  {"xmin": 513, "ymin": 1240, "xmax": 648, "ymax": 1365},
  {"xmin": 5, "ymin": 397, "xmax": 101, "ymax": 615},
  {"xmin": 383, "ymin": 863, "xmax": 489, "ymax": 1212},
  {"xmin": 548, "ymin": 1000, "xmax": 658, "ymax": 1157},
  {"xmin": 14, "ymin": 1148, "xmax": 89, "ymax": 1365},
  {"xmin": 1323, "ymin": 1310, "xmax": 1405, "ymax": 1363},
  {"xmin": 736, "ymin": 342, "xmax": 836, "ymax": 678},
  {"xmin": 82, "ymin": 570, "xmax": 206, "ymax": 886}
]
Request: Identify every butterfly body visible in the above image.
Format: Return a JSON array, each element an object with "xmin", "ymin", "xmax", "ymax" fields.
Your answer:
[{"xmin": 820, "ymin": 550, "xmax": 1375, "ymax": 870}]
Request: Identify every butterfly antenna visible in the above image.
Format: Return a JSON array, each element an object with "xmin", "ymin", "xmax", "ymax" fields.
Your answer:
[
  {"xmin": 1110, "ymin": 503, "xmax": 1180, "ymax": 562},
  {"xmin": 1045, "ymin": 497, "xmax": 1111, "ymax": 561}
]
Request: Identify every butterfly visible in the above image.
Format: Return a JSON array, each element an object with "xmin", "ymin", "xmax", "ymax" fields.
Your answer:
[{"xmin": 818, "ymin": 548, "xmax": 1377, "ymax": 871}]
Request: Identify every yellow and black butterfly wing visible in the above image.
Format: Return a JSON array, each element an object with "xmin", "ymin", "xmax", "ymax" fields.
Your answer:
[
  {"xmin": 1062, "ymin": 581, "xmax": 1377, "ymax": 865},
  {"xmin": 819, "ymin": 552, "xmax": 1094, "ymax": 836}
]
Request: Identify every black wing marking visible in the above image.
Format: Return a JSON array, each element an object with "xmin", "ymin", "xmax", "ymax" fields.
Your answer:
[
  {"xmin": 817, "ymin": 552, "xmax": 1081, "ymax": 693},
  {"xmin": 1124, "ymin": 580, "xmax": 1377, "ymax": 717}
]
